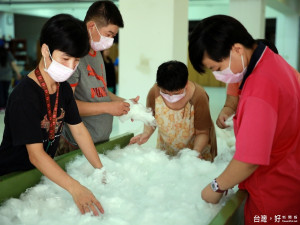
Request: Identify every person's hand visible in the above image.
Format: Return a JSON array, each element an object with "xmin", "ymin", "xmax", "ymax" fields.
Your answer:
[
  {"xmin": 130, "ymin": 96, "xmax": 140, "ymax": 104},
  {"xmin": 216, "ymin": 106, "xmax": 235, "ymax": 129},
  {"xmin": 197, "ymin": 152, "xmax": 202, "ymax": 159},
  {"xmin": 129, "ymin": 133, "xmax": 150, "ymax": 145},
  {"xmin": 201, "ymin": 183, "xmax": 223, "ymax": 204},
  {"xmin": 197, "ymin": 146, "xmax": 213, "ymax": 162},
  {"xmin": 108, "ymin": 101, "xmax": 130, "ymax": 116},
  {"xmin": 69, "ymin": 183, "xmax": 104, "ymax": 216},
  {"xmin": 128, "ymin": 96, "xmax": 140, "ymax": 122}
]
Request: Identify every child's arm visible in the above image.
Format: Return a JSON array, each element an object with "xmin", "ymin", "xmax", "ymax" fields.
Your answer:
[
  {"xmin": 129, "ymin": 124, "xmax": 156, "ymax": 145},
  {"xmin": 130, "ymin": 86, "xmax": 156, "ymax": 145},
  {"xmin": 193, "ymin": 129, "xmax": 209, "ymax": 158},
  {"xmin": 68, "ymin": 122, "xmax": 103, "ymax": 169},
  {"xmin": 201, "ymin": 159, "xmax": 258, "ymax": 204}
]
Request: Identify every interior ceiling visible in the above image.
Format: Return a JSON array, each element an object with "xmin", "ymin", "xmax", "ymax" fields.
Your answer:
[
  {"xmin": 0, "ymin": 0, "xmax": 117, "ymax": 3},
  {"xmin": 0, "ymin": 0, "xmax": 227, "ymax": 3},
  {"xmin": 0, "ymin": 0, "xmax": 297, "ymax": 16}
]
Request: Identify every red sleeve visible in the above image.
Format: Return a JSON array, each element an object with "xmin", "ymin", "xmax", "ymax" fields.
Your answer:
[
  {"xmin": 227, "ymin": 83, "xmax": 240, "ymax": 96},
  {"xmin": 233, "ymin": 96, "xmax": 277, "ymax": 165}
]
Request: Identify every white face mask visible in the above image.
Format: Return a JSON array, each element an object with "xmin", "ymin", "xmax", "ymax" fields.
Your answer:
[
  {"xmin": 89, "ymin": 24, "xmax": 114, "ymax": 51},
  {"xmin": 160, "ymin": 89, "xmax": 186, "ymax": 103},
  {"xmin": 43, "ymin": 49, "xmax": 77, "ymax": 82},
  {"xmin": 212, "ymin": 52, "xmax": 247, "ymax": 84}
]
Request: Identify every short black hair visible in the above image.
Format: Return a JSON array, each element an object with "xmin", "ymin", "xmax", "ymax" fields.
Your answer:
[
  {"xmin": 40, "ymin": 14, "xmax": 89, "ymax": 58},
  {"xmin": 256, "ymin": 39, "xmax": 278, "ymax": 54},
  {"xmin": 84, "ymin": 1, "xmax": 124, "ymax": 28},
  {"xmin": 189, "ymin": 15, "xmax": 255, "ymax": 74},
  {"xmin": 156, "ymin": 61, "xmax": 188, "ymax": 91}
]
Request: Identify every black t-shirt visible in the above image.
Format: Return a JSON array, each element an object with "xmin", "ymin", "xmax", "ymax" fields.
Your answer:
[{"xmin": 0, "ymin": 76, "xmax": 81, "ymax": 175}]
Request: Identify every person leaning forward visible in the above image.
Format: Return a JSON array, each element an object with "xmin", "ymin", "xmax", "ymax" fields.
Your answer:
[
  {"xmin": 189, "ymin": 15, "xmax": 300, "ymax": 225},
  {"xmin": 0, "ymin": 14, "xmax": 105, "ymax": 216},
  {"xmin": 57, "ymin": 1, "xmax": 139, "ymax": 156}
]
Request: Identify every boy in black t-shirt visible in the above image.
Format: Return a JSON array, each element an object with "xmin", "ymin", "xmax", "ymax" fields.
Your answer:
[{"xmin": 0, "ymin": 14, "xmax": 105, "ymax": 216}]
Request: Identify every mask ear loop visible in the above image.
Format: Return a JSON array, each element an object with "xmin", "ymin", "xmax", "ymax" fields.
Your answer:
[
  {"xmin": 43, "ymin": 47, "xmax": 53, "ymax": 72},
  {"xmin": 43, "ymin": 47, "xmax": 53, "ymax": 71},
  {"xmin": 241, "ymin": 55, "xmax": 245, "ymax": 69},
  {"xmin": 43, "ymin": 56, "xmax": 47, "ymax": 70},
  {"xmin": 228, "ymin": 51, "xmax": 232, "ymax": 70},
  {"xmin": 88, "ymin": 28, "xmax": 94, "ymax": 42},
  {"xmin": 89, "ymin": 23, "xmax": 101, "ymax": 43},
  {"xmin": 94, "ymin": 23, "xmax": 102, "ymax": 37},
  {"xmin": 47, "ymin": 46, "xmax": 53, "ymax": 61}
]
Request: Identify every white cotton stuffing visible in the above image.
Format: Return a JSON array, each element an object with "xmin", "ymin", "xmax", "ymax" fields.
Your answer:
[
  {"xmin": 0, "ymin": 127, "xmax": 237, "ymax": 225},
  {"xmin": 118, "ymin": 99, "xmax": 156, "ymax": 126},
  {"xmin": 224, "ymin": 114, "xmax": 234, "ymax": 130}
]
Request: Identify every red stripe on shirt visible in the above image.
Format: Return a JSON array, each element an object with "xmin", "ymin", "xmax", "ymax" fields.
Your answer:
[
  {"xmin": 70, "ymin": 83, "xmax": 78, "ymax": 87},
  {"xmin": 89, "ymin": 51, "xmax": 97, "ymax": 57}
]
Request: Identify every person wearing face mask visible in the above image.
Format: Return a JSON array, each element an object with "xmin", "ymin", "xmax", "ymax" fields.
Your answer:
[
  {"xmin": 214, "ymin": 40, "xmax": 270, "ymax": 130},
  {"xmin": 215, "ymin": 40, "xmax": 300, "ymax": 129},
  {"xmin": 56, "ymin": 0, "xmax": 139, "ymax": 156},
  {"xmin": 129, "ymin": 60, "xmax": 217, "ymax": 162},
  {"xmin": 0, "ymin": 14, "xmax": 106, "ymax": 216},
  {"xmin": 189, "ymin": 15, "xmax": 300, "ymax": 224}
]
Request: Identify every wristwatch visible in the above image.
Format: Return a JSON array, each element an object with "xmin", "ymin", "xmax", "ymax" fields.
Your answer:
[{"xmin": 211, "ymin": 178, "xmax": 228, "ymax": 195}]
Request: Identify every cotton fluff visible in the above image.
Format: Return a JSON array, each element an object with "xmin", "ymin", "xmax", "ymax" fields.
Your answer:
[
  {"xmin": 0, "ymin": 127, "xmax": 237, "ymax": 225},
  {"xmin": 118, "ymin": 99, "xmax": 156, "ymax": 126},
  {"xmin": 224, "ymin": 114, "xmax": 234, "ymax": 130}
]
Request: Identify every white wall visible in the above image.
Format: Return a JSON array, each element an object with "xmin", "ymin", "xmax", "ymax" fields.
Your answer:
[
  {"xmin": 188, "ymin": 1, "xmax": 229, "ymax": 20},
  {"xmin": 116, "ymin": 0, "xmax": 188, "ymax": 138},
  {"xmin": 188, "ymin": 1, "xmax": 300, "ymax": 69},
  {"xmin": 188, "ymin": 1, "xmax": 277, "ymax": 21},
  {"xmin": 0, "ymin": 12, "xmax": 15, "ymax": 39},
  {"xmin": 230, "ymin": 0, "xmax": 266, "ymax": 39},
  {"xmin": 118, "ymin": 0, "xmax": 188, "ymax": 103},
  {"xmin": 275, "ymin": 13, "xmax": 299, "ymax": 69}
]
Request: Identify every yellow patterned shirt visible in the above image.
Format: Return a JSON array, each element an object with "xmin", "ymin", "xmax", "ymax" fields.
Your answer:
[{"xmin": 147, "ymin": 82, "xmax": 217, "ymax": 159}]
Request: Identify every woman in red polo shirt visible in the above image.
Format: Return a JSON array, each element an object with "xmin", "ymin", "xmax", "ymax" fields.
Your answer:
[
  {"xmin": 217, "ymin": 42, "xmax": 300, "ymax": 130},
  {"xmin": 189, "ymin": 15, "xmax": 300, "ymax": 224}
]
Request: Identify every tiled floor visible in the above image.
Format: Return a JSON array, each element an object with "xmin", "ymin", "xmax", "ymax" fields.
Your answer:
[{"xmin": 0, "ymin": 86, "xmax": 227, "ymax": 145}]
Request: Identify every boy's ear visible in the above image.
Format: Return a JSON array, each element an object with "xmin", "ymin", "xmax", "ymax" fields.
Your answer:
[
  {"xmin": 86, "ymin": 21, "xmax": 95, "ymax": 30},
  {"xmin": 41, "ymin": 43, "xmax": 49, "ymax": 58}
]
